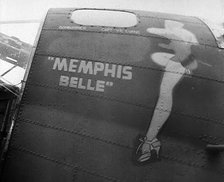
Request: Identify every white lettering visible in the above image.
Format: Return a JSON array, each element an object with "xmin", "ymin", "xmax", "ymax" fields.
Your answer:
[
  {"xmin": 69, "ymin": 59, "xmax": 79, "ymax": 72},
  {"xmin": 78, "ymin": 78, "xmax": 86, "ymax": 89},
  {"xmin": 59, "ymin": 26, "xmax": 87, "ymax": 30},
  {"xmin": 87, "ymin": 79, "xmax": 95, "ymax": 91},
  {"xmin": 59, "ymin": 75, "xmax": 69, "ymax": 86},
  {"xmin": 52, "ymin": 57, "xmax": 133, "ymax": 92},
  {"xmin": 94, "ymin": 62, "xmax": 104, "ymax": 75},
  {"xmin": 69, "ymin": 77, "xmax": 78, "ymax": 88},
  {"xmin": 53, "ymin": 58, "xmax": 68, "ymax": 71},
  {"xmin": 59, "ymin": 76, "xmax": 108, "ymax": 92},
  {"xmin": 78, "ymin": 60, "xmax": 93, "ymax": 74},
  {"xmin": 96, "ymin": 80, "xmax": 105, "ymax": 92},
  {"xmin": 117, "ymin": 65, "xmax": 122, "ymax": 79},
  {"xmin": 104, "ymin": 63, "xmax": 116, "ymax": 78},
  {"xmin": 124, "ymin": 29, "xmax": 140, "ymax": 34},
  {"xmin": 122, "ymin": 66, "xmax": 132, "ymax": 80},
  {"xmin": 101, "ymin": 27, "xmax": 113, "ymax": 32}
]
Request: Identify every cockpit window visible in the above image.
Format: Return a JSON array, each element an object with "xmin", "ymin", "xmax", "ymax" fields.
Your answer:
[{"xmin": 71, "ymin": 9, "xmax": 138, "ymax": 28}]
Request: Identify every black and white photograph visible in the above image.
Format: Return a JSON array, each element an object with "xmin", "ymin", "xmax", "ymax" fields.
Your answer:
[{"xmin": 0, "ymin": 0, "xmax": 224, "ymax": 181}]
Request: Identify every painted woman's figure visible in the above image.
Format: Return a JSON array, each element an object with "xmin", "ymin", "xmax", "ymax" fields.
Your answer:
[{"xmin": 136, "ymin": 20, "xmax": 199, "ymax": 162}]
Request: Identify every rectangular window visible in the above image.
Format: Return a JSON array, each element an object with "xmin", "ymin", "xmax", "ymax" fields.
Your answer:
[{"xmin": 71, "ymin": 9, "xmax": 138, "ymax": 28}]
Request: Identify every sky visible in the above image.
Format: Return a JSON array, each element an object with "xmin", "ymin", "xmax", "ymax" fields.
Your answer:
[{"xmin": 0, "ymin": 0, "xmax": 224, "ymax": 44}]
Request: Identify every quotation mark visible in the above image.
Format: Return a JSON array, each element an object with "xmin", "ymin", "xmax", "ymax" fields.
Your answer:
[
  {"xmin": 48, "ymin": 57, "xmax": 54, "ymax": 61},
  {"xmin": 106, "ymin": 81, "xmax": 113, "ymax": 87}
]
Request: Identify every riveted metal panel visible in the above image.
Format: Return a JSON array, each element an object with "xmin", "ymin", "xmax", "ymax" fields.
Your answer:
[
  {"xmin": 36, "ymin": 30, "xmax": 222, "ymax": 81},
  {"xmin": 1, "ymin": 8, "xmax": 224, "ymax": 182},
  {"xmin": 2, "ymin": 148, "xmax": 75, "ymax": 182},
  {"xmin": 43, "ymin": 8, "xmax": 216, "ymax": 47}
]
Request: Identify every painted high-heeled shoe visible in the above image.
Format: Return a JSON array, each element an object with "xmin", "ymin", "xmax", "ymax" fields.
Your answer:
[{"xmin": 136, "ymin": 137, "xmax": 161, "ymax": 163}]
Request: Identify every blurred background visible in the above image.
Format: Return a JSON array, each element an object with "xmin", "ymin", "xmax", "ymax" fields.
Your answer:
[{"xmin": 0, "ymin": 0, "xmax": 224, "ymax": 86}]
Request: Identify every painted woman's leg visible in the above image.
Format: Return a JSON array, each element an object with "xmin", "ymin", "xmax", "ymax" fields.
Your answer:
[
  {"xmin": 151, "ymin": 52, "xmax": 172, "ymax": 67},
  {"xmin": 136, "ymin": 61, "xmax": 186, "ymax": 162},
  {"xmin": 146, "ymin": 61, "xmax": 186, "ymax": 141}
]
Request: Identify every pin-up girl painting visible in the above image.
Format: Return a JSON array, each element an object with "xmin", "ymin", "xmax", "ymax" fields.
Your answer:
[{"xmin": 136, "ymin": 20, "xmax": 200, "ymax": 163}]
